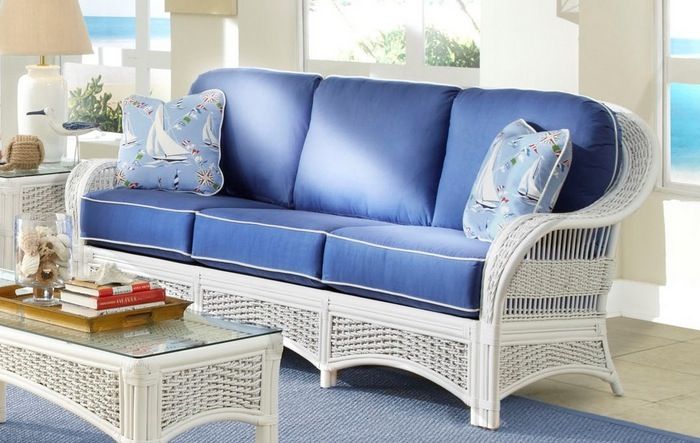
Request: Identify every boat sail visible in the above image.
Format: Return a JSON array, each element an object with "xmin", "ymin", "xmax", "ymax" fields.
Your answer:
[
  {"xmin": 202, "ymin": 114, "xmax": 219, "ymax": 149},
  {"xmin": 145, "ymin": 105, "xmax": 191, "ymax": 161},
  {"xmin": 122, "ymin": 117, "xmax": 138, "ymax": 146},
  {"xmin": 517, "ymin": 157, "xmax": 543, "ymax": 202},
  {"xmin": 474, "ymin": 151, "xmax": 500, "ymax": 209}
]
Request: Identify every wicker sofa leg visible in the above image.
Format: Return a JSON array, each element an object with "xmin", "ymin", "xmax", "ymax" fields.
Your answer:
[
  {"xmin": 470, "ymin": 404, "xmax": 500, "ymax": 430},
  {"xmin": 470, "ymin": 337, "xmax": 501, "ymax": 430},
  {"xmin": 320, "ymin": 369, "xmax": 338, "ymax": 388}
]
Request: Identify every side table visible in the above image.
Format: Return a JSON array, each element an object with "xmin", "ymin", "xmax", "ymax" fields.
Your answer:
[{"xmin": 0, "ymin": 164, "xmax": 73, "ymax": 270}]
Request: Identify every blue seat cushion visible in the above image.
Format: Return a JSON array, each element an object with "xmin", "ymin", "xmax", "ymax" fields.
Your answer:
[
  {"xmin": 433, "ymin": 88, "xmax": 620, "ymax": 229},
  {"xmin": 189, "ymin": 68, "xmax": 322, "ymax": 207},
  {"xmin": 81, "ymin": 188, "xmax": 278, "ymax": 262},
  {"xmin": 322, "ymin": 225, "xmax": 490, "ymax": 318},
  {"xmin": 294, "ymin": 77, "xmax": 459, "ymax": 226},
  {"xmin": 191, "ymin": 208, "xmax": 386, "ymax": 287}
]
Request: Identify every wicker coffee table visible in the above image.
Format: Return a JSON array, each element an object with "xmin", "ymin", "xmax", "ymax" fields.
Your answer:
[{"xmin": 0, "ymin": 277, "xmax": 282, "ymax": 443}]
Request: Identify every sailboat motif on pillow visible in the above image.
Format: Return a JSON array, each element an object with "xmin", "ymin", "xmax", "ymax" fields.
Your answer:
[
  {"xmin": 116, "ymin": 88, "xmax": 226, "ymax": 195},
  {"xmin": 145, "ymin": 105, "xmax": 191, "ymax": 162}
]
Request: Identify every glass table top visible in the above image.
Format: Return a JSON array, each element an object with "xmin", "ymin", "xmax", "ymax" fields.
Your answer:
[
  {"xmin": 0, "ymin": 162, "xmax": 74, "ymax": 179},
  {"xmin": 0, "ymin": 270, "xmax": 280, "ymax": 359}
]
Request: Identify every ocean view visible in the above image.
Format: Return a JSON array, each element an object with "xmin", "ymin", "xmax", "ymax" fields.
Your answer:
[
  {"xmin": 670, "ymin": 38, "xmax": 700, "ymax": 183},
  {"xmin": 84, "ymin": 16, "xmax": 170, "ymax": 48}
]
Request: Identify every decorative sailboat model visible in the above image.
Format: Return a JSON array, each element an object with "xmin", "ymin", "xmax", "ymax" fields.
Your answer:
[{"xmin": 145, "ymin": 105, "xmax": 191, "ymax": 161}]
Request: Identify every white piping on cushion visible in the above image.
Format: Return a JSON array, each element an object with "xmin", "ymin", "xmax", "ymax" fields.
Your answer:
[
  {"xmin": 603, "ymin": 101, "xmax": 621, "ymax": 193},
  {"xmin": 81, "ymin": 237, "xmax": 192, "ymax": 257},
  {"xmin": 198, "ymin": 213, "xmax": 486, "ymax": 262},
  {"xmin": 322, "ymin": 280, "xmax": 480, "ymax": 313},
  {"xmin": 197, "ymin": 212, "xmax": 331, "ymax": 235},
  {"xmin": 191, "ymin": 254, "xmax": 324, "ymax": 282},
  {"xmin": 578, "ymin": 97, "xmax": 620, "ymax": 194},
  {"xmin": 192, "ymin": 254, "xmax": 480, "ymax": 313},
  {"xmin": 84, "ymin": 237, "xmax": 481, "ymax": 313},
  {"xmin": 325, "ymin": 233, "xmax": 486, "ymax": 262},
  {"xmin": 82, "ymin": 196, "xmax": 198, "ymax": 214}
]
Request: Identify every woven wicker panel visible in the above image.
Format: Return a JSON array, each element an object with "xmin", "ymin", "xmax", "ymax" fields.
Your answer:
[
  {"xmin": 507, "ymin": 259, "xmax": 614, "ymax": 298},
  {"xmin": 21, "ymin": 184, "xmax": 65, "ymax": 213},
  {"xmin": 330, "ymin": 316, "xmax": 469, "ymax": 390},
  {"xmin": 151, "ymin": 279, "xmax": 193, "ymax": 301},
  {"xmin": 161, "ymin": 355, "xmax": 263, "ymax": 430},
  {"xmin": 0, "ymin": 343, "xmax": 120, "ymax": 427},
  {"xmin": 202, "ymin": 290, "xmax": 320, "ymax": 357},
  {"xmin": 499, "ymin": 340, "xmax": 607, "ymax": 391}
]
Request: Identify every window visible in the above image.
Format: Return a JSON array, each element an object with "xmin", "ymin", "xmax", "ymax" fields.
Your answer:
[
  {"xmin": 303, "ymin": 0, "xmax": 480, "ymax": 86},
  {"xmin": 63, "ymin": 0, "xmax": 171, "ymax": 133},
  {"xmin": 664, "ymin": 0, "xmax": 700, "ymax": 188}
]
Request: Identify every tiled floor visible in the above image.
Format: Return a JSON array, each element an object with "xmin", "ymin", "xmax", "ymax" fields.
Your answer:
[{"xmin": 515, "ymin": 317, "xmax": 700, "ymax": 437}]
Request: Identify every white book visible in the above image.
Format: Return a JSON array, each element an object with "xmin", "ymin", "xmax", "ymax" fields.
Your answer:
[{"xmin": 60, "ymin": 301, "xmax": 165, "ymax": 318}]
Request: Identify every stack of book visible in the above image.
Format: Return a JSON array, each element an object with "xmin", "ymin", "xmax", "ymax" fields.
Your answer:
[{"xmin": 59, "ymin": 279, "xmax": 166, "ymax": 318}]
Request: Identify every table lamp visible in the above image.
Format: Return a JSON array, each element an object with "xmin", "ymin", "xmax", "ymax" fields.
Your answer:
[{"xmin": 0, "ymin": 0, "xmax": 92, "ymax": 163}]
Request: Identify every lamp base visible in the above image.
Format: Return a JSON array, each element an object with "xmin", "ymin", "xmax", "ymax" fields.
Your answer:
[{"xmin": 17, "ymin": 65, "xmax": 67, "ymax": 163}]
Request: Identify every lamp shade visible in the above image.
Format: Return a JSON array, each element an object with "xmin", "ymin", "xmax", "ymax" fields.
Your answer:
[{"xmin": 0, "ymin": 0, "xmax": 92, "ymax": 56}]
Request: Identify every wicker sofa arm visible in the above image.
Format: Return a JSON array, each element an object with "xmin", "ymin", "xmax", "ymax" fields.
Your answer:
[
  {"xmin": 65, "ymin": 159, "xmax": 118, "ymax": 228},
  {"xmin": 480, "ymin": 107, "xmax": 658, "ymax": 326}
]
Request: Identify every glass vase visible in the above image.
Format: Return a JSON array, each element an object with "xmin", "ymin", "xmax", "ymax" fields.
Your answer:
[{"xmin": 14, "ymin": 213, "xmax": 73, "ymax": 306}]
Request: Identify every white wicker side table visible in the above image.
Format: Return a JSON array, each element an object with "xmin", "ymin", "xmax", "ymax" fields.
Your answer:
[
  {"xmin": 0, "ymin": 298, "xmax": 282, "ymax": 443},
  {"xmin": 0, "ymin": 164, "xmax": 73, "ymax": 269}
]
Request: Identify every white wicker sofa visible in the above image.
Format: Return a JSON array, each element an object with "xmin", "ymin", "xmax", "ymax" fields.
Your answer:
[{"xmin": 66, "ymin": 69, "xmax": 657, "ymax": 430}]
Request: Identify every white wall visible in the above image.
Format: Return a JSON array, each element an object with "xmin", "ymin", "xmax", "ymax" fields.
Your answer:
[
  {"xmin": 480, "ymin": 0, "xmax": 579, "ymax": 93},
  {"xmin": 168, "ymin": 0, "xmax": 300, "ymax": 97},
  {"xmin": 579, "ymin": 0, "xmax": 700, "ymax": 330}
]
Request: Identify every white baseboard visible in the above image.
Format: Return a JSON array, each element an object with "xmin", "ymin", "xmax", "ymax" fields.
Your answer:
[{"xmin": 607, "ymin": 279, "xmax": 700, "ymax": 330}]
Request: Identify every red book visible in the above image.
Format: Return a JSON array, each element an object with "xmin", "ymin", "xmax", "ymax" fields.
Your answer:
[
  {"xmin": 60, "ymin": 288, "xmax": 166, "ymax": 310},
  {"xmin": 65, "ymin": 280, "xmax": 160, "ymax": 297}
]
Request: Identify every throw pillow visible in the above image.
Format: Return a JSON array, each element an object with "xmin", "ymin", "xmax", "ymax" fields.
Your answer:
[
  {"xmin": 463, "ymin": 119, "xmax": 572, "ymax": 241},
  {"xmin": 115, "ymin": 89, "xmax": 226, "ymax": 196}
]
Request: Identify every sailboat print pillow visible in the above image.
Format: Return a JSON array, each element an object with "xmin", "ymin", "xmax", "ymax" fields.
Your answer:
[
  {"xmin": 463, "ymin": 119, "xmax": 572, "ymax": 242},
  {"xmin": 115, "ymin": 89, "xmax": 225, "ymax": 196}
]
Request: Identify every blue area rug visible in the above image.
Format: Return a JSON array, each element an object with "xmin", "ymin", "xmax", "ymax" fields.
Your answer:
[{"xmin": 1, "ymin": 350, "xmax": 697, "ymax": 442}]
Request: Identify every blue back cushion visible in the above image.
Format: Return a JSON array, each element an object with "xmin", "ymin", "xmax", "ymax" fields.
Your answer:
[
  {"xmin": 432, "ymin": 88, "xmax": 619, "ymax": 229},
  {"xmin": 189, "ymin": 68, "xmax": 322, "ymax": 207},
  {"xmin": 294, "ymin": 77, "xmax": 459, "ymax": 226}
]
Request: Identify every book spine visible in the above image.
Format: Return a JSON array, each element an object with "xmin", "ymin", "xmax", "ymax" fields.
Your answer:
[
  {"xmin": 98, "ymin": 282, "xmax": 158, "ymax": 297},
  {"xmin": 95, "ymin": 288, "xmax": 166, "ymax": 310}
]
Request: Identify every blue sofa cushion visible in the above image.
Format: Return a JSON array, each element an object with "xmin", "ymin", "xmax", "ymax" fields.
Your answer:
[
  {"xmin": 294, "ymin": 77, "xmax": 459, "ymax": 226},
  {"xmin": 191, "ymin": 208, "xmax": 387, "ymax": 287},
  {"xmin": 433, "ymin": 88, "xmax": 619, "ymax": 230},
  {"xmin": 322, "ymin": 225, "xmax": 490, "ymax": 318},
  {"xmin": 80, "ymin": 188, "xmax": 277, "ymax": 262},
  {"xmin": 189, "ymin": 68, "xmax": 322, "ymax": 207}
]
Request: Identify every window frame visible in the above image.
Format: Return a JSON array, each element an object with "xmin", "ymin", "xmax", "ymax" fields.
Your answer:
[
  {"xmin": 301, "ymin": 0, "xmax": 480, "ymax": 87},
  {"xmin": 63, "ymin": 0, "xmax": 171, "ymax": 99},
  {"xmin": 661, "ymin": 0, "xmax": 700, "ymax": 193}
]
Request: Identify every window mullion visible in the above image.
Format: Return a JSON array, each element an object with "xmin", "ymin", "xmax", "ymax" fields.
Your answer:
[
  {"xmin": 404, "ymin": 0, "xmax": 424, "ymax": 73},
  {"xmin": 134, "ymin": 0, "xmax": 151, "ymax": 95}
]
